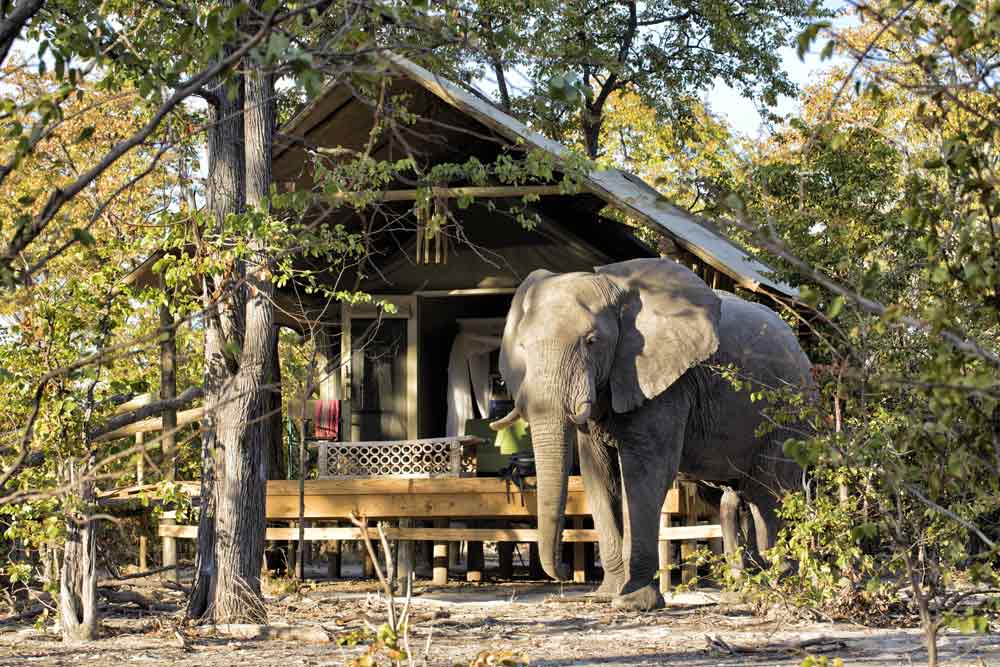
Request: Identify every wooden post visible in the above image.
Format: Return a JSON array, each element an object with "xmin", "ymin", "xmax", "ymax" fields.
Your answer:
[
  {"xmin": 528, "ymin": 542, "xmax": 544, "ymax": 579},
  {"xmin": 397, "ymin": 518, "xmax": 415, "ymax": 587},
  {"xmin": 584, "ymin": 540, "xmax": 597, "ymax": 582},
  {"xmin": 159, "ymin": 293, "xmax": 177, "ymax": 582},
  {"xmin": 466, "ymin": 521, "xmax": 483, "ymax": 583},
  {"xmin": 136, "ymin": 432, "xmax": 147, "ymax": 571},
  {"xmin": 681, "ymin": 483, "xmax": 698, "ymax": 585},
  {"xmin": 658, "ymin": 512, "xmax": 673, "ymax": 594},
  {"xmin": 432, "ymin": 519, "xmax": 448, "ymax": 585},
  {"xmin": 363, "ymin": 541, "xmax": 377, "ymax": 579},
  {"xmin": 498, "ymin": 541, "xmax": 514, "ymax": 580},
  {"xmin": 326, "ymin": 529, "xmax": 342, "ymax": 579},
  {"xmin": 287, "ymin": 521, "xmax": 298, "ymax": 577},
  {"xmin": 572, "ymin": 518, "xmax": 586, "ymax": 583}
]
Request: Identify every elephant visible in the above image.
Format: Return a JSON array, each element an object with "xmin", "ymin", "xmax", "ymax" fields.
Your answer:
[{"xmin": 489, "ymin": 258, "xmax": 813, "ymax": 611}]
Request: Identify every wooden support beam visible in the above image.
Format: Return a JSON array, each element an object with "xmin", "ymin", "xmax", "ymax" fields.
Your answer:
[
  {"xmin": 396, "ymin": 518, "xmax": 414, "ymax": 587},
  {"xmin": 572, "ymin": 518, "xmax": 586, "ymax": 583},
  {"xmin": 466, "ymin": 540, "xmax": 483, "ymax": 583},
  {"xmin": 432, "ymin": 519, "xmax": 448, "ymax": 585},
  {"xmin": 498, "ymin": 538, "xmax": 514, "ymax": 579},
  {"xmin": 159, "ymin": 524, "xmax": 723, "ymax": 542},
  {"xmin": 681, "ymin": 483, "xmax": 698, "ymax": 585},
  {"xmin": 326, "ymin": 534, "xmax": 342, "ymax": 580},
  {"xmin": 528, "ymin": 543, "xmax": 544, "ymax": 579},
  {"xmin": 658, "ymin": 512, "xmax": 673, "ymax": 594},
  {"xmin": 136, "ymin": 432, "xmax": 147, "ymax": 572},
  {"xmin": 159, "ymin": 294, "xmax": 178, "ymax": 585}
]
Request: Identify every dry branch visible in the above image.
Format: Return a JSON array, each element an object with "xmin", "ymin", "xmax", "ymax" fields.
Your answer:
[
  {"xmin": 706, "ymin": 634, "xmax": 847, "ymax": 655},
  {"xmin": 90, "ymin": 386, "xmax": 203, "ymax": 441},
  {"xmin": 193, "ymin": 623, "xmax": 331, "ymax": 642}
]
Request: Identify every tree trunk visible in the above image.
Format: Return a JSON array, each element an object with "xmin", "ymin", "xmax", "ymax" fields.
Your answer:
[
  {"xmin": 188, "ymin": 7, "xmax": 250, "ymax": 619},
  {"xmin": 582, "ymin": 107, "xmax": 602, "ymax": 160},
  {"xmin": 60, "ymin": 460, "xmax": 98, "ymax": 641},
  {"xmin": 188, "ymin": 1, "xmax": 278, "ymax": 623}
]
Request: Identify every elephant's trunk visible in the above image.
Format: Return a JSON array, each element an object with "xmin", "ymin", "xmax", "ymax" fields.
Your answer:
[{"xmin": 530, "ymin": 411, "xmax": 573, "ymax": 582}]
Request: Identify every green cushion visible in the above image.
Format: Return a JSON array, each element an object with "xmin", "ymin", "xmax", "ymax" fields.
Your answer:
[
  {"xmin": 465, "ymin": 418, "xmax": 532, "ymax": 473},
  {"xmin": 495, "ymin": 418, "xmax": 532, "ymax": 455}
]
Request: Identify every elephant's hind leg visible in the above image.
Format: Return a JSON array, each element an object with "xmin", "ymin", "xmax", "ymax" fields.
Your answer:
[
  {"xmin": 743, "ymin": 485, "xmax": 782, "ymax": 568},
  {"xmin": 577, "ymin": 433, "xmax": 624, "ymax": 599},
  {"xmin": 719, "ymin": 486, "xmax": 744, "ymax": 578}
]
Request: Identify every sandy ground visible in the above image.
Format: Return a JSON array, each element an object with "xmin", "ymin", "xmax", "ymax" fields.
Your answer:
[{"xmin": 2, "ymin": 571, "xmax": 999, "ymax": 666}]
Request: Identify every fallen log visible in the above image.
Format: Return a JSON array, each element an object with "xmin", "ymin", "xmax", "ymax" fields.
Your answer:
[
  {"xmin": 0, "ymin": 604, "xmax": 46, "ymax": 626},
  {"xmin": 706, "ymin": 634, "xmax": 847, "ymax": 655},
  {"xmin": 101, "ymin": 565, "xmax": 176, "ymax": 583},
  {"xmin": 98, "ymin": 587, "xmax": 175, "ymax": 612},
  {"xmin": 194, "ymin": 623, "xmax": 331, "ymax": 642}
]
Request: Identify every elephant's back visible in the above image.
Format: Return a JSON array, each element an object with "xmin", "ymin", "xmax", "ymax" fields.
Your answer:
[{"xmin": 713, "ymin": 292, "xmax": 813, "ymax": 388}]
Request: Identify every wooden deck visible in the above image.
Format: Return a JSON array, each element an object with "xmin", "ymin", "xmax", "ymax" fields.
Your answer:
[
  {"xmin": 140, "ymin": 476, "xmax": 719, "ymax": 588},
  {"xmin": 103, "ymin": 477, "xmax": 703, "ymax": 519}
]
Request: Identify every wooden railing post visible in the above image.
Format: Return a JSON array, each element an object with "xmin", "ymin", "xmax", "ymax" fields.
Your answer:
[
  {"xmin": 159, "ymin": 291, "xmax": 177, "ymax": 583},
  {"xmin": 572, "ymin": 518, "xmax": 586, "ymax": 583},
  {"xmin": 136, "ymin": 432, "xmax": 147, "ymax": 571},
  {"xmin": 658, "ymin": 512, "xmax": 673, "ymax": 594},
  {"xmin": 432, "ymin": 518, "xmax": 449, "ymax": 585},
  {"xmin": 681, "ymin": 483, "xmax": 698, "ymax": 585}
]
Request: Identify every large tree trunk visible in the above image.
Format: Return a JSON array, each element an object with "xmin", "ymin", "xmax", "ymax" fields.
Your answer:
[
  {"xmin": 188, "ymin": 1, "xmax": 276, "ymax": 623},
  {"xmin": 210, "ymin": 33, "xmax": 277, "ymax": 620},
  {"xmin": 188, "ymin": 8, "xmax": 249, "ymax": 619},
  {"xmin": 59, "ymin": 460, "xmax": 98, "ymax": 641}
]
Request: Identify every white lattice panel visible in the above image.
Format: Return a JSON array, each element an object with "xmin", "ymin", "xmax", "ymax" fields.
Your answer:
[{"xmin": 315, "ymin": 437, "xmax": 479, "ymax": 479}]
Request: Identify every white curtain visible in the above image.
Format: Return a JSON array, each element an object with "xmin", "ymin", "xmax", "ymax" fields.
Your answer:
[{"xmin": 446, "ymin": 323, "xmax": 504, "ymax": 437}]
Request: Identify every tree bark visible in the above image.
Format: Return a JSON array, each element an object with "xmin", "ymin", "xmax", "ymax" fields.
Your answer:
[
  {"xmin": 59, "ymin": 460, "xmax": 98, "ymax": 641},
  {"xmin": 188, "ymin": 9, "xmax": 249, "ymax": 619},
  {"xmin": 188, "ymin": 0, "xmax": 277, "ymax": 623}
]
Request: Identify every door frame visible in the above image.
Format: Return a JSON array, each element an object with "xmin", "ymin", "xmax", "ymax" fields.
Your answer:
[{"xmin": 340, "ymin": 295, "xmax": 418, "ymax": 440}]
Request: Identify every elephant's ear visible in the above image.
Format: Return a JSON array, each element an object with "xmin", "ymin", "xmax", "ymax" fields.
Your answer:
[
  {"xmin": 499, "ymin": 269, "xmax": 555, "ymax": 401},
  {"xmin": 596, "ymin": 258, "xmax": 721, "ymax": 414}
]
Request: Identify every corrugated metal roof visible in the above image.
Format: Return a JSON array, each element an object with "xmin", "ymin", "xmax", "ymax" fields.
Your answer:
[{"xmin": 377, "ymin": 52, "xmax": 797, "ymax": 298}]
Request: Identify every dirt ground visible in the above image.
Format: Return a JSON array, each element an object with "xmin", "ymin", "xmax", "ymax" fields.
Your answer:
[{"xmin": 2, "ymin": 571, "xmax": 999, "ymax": 667}]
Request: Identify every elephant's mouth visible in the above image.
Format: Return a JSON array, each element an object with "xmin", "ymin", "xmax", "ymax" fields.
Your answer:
[{"xmin": 569, "ymin": 401, "xmax": 591, "ymax": 425}]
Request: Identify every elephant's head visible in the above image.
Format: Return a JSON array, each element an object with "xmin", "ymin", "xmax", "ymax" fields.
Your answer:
[{"xmin": 490, "ymin": 258, "xmax": 722, "ymax": 581}]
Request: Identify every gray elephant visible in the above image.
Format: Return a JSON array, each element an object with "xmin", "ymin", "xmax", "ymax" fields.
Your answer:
[{"xmin": 489, "ymin": 258, "xmax": 813, "ymax": 611}]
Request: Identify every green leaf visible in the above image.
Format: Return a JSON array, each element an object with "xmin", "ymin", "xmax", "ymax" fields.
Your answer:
[
  {"xmin": 75, "ymin": 126, "xmax": 95, "ymax": 143},
  {"xmin": 71, "ymin": 228, "xmax": 96, "ymax": 247},
  {"xmin": 826, "ymin": 295, "xmax": 845, "ymax": 319}
]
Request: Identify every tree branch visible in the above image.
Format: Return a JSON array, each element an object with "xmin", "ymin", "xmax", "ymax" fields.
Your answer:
[
  {"xmin": 88, "ymin": 385, "xmax": 203, "ymax": 440},
  {"xmin": 0, "ymin": 0, "xmax": 44, "ymax": 66}
]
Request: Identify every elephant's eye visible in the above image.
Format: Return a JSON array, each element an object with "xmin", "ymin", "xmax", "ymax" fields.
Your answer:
[{"xmin": 585, "ymin": 333, "xmax": 598, "ymax": 346}]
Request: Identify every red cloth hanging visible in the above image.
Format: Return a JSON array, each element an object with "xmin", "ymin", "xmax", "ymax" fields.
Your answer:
[{"xmin": 313, "ymin": 400, "xmax": 339, "ymax": 440}]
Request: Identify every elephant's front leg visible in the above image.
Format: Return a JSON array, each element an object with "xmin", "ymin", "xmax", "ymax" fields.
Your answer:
[
  {"xmin": 612, "ymin": 409, "xmax": 686, "ymax": 611},
  {"xmin": 577, "ymin": 431, "xmax": 624, "ymax": 599}
]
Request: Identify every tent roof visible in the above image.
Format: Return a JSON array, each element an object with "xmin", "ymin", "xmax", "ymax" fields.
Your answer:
[{"xmin": 274, "ymin": 53, "xmax": 796, "ymax": 299}]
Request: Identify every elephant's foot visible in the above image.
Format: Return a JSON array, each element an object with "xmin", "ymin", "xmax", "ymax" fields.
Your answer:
[
  {"xmin": 611, "ymin": 584, "xmax": 664, "ymax": 612},
  {"xmin": 587, "ymin": 573, "xmax": 624, "ymax": 601}
]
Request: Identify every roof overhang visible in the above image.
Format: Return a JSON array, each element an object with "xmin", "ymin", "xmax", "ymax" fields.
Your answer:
[{"xmin": 368, "ymin": 53, "xmax": 796, "ymax": 299}]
